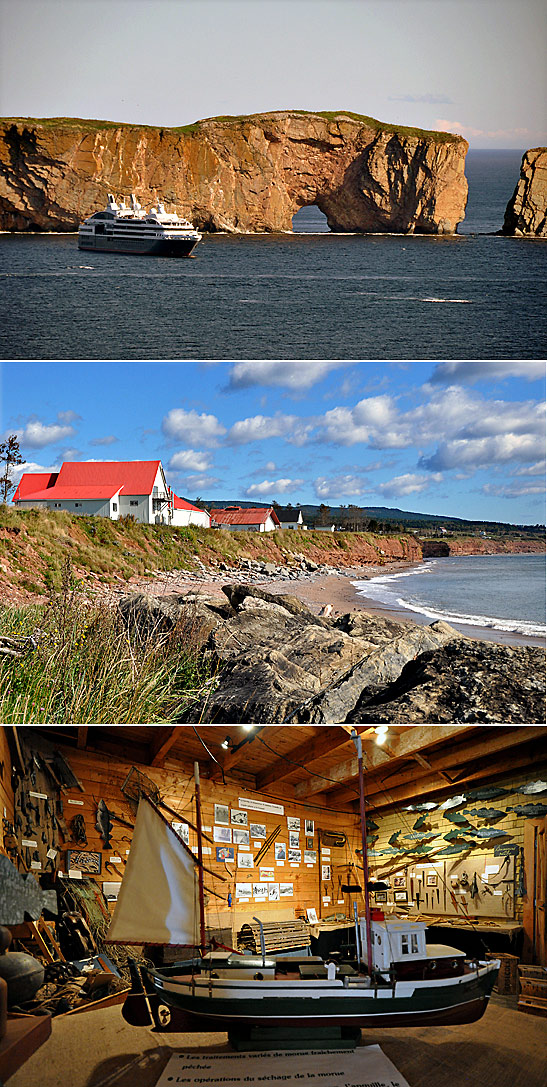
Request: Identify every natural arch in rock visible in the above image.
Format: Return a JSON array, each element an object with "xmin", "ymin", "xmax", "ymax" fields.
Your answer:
[{"xmin": 292, "ymin": 204, "xmax": 329, "ymax": 232}]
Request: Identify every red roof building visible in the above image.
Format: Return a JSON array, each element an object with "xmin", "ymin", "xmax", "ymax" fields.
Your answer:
[{"xmin": 211, "ymin": 506, "xmax": 280, "ymax": 532}]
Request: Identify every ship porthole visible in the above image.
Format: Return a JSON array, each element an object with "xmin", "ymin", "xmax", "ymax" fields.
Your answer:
[
  {"xmin": 254, "ymin": 972, "xmax": 264, "ymax": 980},
  {"xmin": 157, "ymin": 1004, "xmax": 171, "ymax": 1026}
]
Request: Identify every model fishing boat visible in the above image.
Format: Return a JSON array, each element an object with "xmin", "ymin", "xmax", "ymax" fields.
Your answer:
[{"xmin": 110, "ymin": 740, "xmax": 499, "ymax": 1033}]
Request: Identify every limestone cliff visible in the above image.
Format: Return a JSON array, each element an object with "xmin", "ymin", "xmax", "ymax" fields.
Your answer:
[
  {"xmin": 0, "ymin": 111, "xmax": 468, "ymax": 234},
  {"xmin": 503, "ymin": 147, "xmax": 547, "ymax": 236}
]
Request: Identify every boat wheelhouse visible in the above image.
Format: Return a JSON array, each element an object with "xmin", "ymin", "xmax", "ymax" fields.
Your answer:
[{"xmin": 78, "ymin": 193, "xmax": 201, "ymax": 257}]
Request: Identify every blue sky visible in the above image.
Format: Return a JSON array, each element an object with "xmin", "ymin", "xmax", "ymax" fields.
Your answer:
[
  {"xmin": 1, "ymin": 0, "xmax": 545, "ymax": 149},
  {"xmin": 2, "ymin": 361, "xmax": 545, "ymax": 523}
]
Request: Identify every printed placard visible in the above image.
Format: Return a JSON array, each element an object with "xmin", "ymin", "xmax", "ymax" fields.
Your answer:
[
  {"xmin": 154, "ymin": 1045, "xmax": 412, "ymax": 1087},
  {"xmin": 238, "ymin": 797, "xmax": 284, "ymax": 816}
]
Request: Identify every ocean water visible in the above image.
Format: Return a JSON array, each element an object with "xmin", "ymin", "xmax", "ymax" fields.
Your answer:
[
  {"xmin": 1, "ymin": 150, "xmax": 545, "ymax": 359},
  {"xmin": 353, "ymin": 553, "xmax": 546, "ymax": 640}
]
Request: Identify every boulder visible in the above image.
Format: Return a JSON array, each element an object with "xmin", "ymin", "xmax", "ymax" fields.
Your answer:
[{"xmin": 503, "ymin": 147, "xmax": 547, "ymax": 236}]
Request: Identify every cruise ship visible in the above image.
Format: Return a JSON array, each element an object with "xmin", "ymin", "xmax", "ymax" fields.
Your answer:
[{"xmin": 78, "ymin": 194, "xmax": 201, "ymax": 257}]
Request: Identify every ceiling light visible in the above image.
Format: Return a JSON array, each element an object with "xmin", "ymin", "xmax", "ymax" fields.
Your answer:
[
  {"xmin": 221, "ymin": 736, "xmax": 232, "ymax": 750},
  {"xmin": 241, "ymin": 725, "xmax": 254, "ymax": 733},
  {"xmin": 374, "ymin": 726, "xmax": 388, "ymax": 745}
]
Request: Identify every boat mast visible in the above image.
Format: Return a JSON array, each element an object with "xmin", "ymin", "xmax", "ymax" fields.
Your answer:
[
  {"xmin": 194, "ymin": 761, "xmax": 206, "ymax": 951},
  {"xmin": 351, "ymin": 729, "xmax": 372, "ymax": 975}
]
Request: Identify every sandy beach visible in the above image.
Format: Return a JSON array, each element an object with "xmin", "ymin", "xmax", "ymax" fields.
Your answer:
[{"xmin": 125, "ymin": 558, "xmax": 545, "ymax": 649}]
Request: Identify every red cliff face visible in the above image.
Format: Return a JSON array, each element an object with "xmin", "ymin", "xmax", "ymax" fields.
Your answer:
[
  {"xmin": 0, "ymin": 111, "xmax": 468, "ymax": 234},
  {"xmin": 503, "ymin": 148, "xmax": 547, "ymax": 236}
]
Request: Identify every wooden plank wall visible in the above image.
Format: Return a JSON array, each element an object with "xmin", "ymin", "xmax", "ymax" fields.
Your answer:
[
  {"xmin": 0, "ymin": 727, "xmax": 14, "ymax": 825},
  {"xmin": 19, "ymin": 740, "xmax": 365, "ymax": 931}
]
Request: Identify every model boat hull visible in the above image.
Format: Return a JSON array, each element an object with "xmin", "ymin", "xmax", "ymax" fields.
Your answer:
[
  {"xmin": 149, "ymin": 962, "xmax": 498, "ymax": 1030},
  {"xmin": 78, "ymin": 234, "xmax": 199, "ymax": 257}
]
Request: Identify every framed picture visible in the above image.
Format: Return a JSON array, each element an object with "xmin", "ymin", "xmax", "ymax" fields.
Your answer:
[
  {"xmin": 279, "ymin": 883, "xmax": 293, "ymax": 897},
  {"xmin": 268, "ymin": 883, "xmax": 280, "ymax": 901},
  {"xmin": 250, "ymin": 823, "xmax": 266, "ymax": 839},
  {"xmin": 375, "ymin": 891, "xmax": 388, "ymax": 904},
  {"xmin": 394, "ymin": 890, "xmax": 408, "ymax": 903},
  {"xmin": 216, "ymin": 845, "xmax": 234, "ymax": 862},
  {"xmin": 306, "ymin": 836, "xmax": 314, "ymax": 850},
  {"xmin": 213, "ymin": 825, "xmax": 232, "ymax": 843},
  {"xmin": 66, "ymin": 849, "xmax": 101, "ymax": 874},
  {"xmin": 236, "ymin": 883, "xmax": 252, "ymax": 898},
  {"xmin": 322, "ymin": 864, "xmax": 331, "ymax": 881},
  {"xmin": 304, "ymin": 850, "xmax": 317, "ymax": 864},
  {"xmin": 275, "ymin": 842, "xmax": 286, "ymax": 861},
  {"xmin": 238, "ymin": 852, "xmax": 254, "ymax": 869},
  {"xmin": 306, "ymin": 907, "xmax": 318, "ymax": 923},
  {"xmin": 305, "ymin": 820, "xmax": 314, "ymax": 834},
  {"xmin": 171, "ymin": 822, "xmax": 190, "ymax": 845},
  {"xmin": 287, "ymin": 817, "xmax": 300, "ymax": 831},
  {"xmin": 289, "ymin": 831, "xmax": 300, "ymax": 849},
  {"xmin": 231, "ymin": 810, "xmax": 248, "ymax": 825},
  {"xmin": 427, "ymin": 874, "xmax": 438, "ymax": 887},
  {"xmin": 214, "ymin": 804, "xmax": 229, "ymax": 825},
  {"xmin": 253, "ymin": 883, "xmax": 268, "ymax": 899},
  {"xmin": 288, "ymin": 848, "xmax": 301, "ymax": 863},
  {"xmin": 233, "ymin": 828, "xmax": 250, "ymax": 846},
  {"xmin": 393, "ymin": 875, "xmax": 406, "ymax": 889}
]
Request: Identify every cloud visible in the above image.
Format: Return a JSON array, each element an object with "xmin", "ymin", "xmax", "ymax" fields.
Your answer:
[
  {"xmin": 226, "ymin": 413, "xmax": 313, "ymax": 446},
  {"xmin": 419, "ymin": 433, "xmax": 545, "ymax": 472},
  {"xmin": 56, "ymin": 410, "xmax": 81, "ymax": 424},
  {"xmin": 376, "ymin": 472, "xmax": 443, "ymax": 498},
  {"xmin": 10, "ymin": 460, "xmax": 59, "ymax": 487},
  {"xmin": 318, "ymin": 395, "xmax": 402, "ymax": 446},
  {"xmin": 162, "ymin": 408, "xmax": 226, "ymax": 447},
  {"xmin": 435, "ymin": 120, "xmax": 531, "ymax": 141},
  {"xmin": 6, "ymin": 418, "xmax": 77, "ymax": 449},
  {"xmin": 482, "ymin": 482, "xmax": 546, "ymax": 500},
  {"xmin": 61, "ymin": 448, "xmax": 84, "ymax": 461},
  {"xmin": 245, "ymin": 478, "xmax": 304, "ymax": 497},
  {"xmin": 390, "ymin": 93, "xmax": 453, "ymax": 105},
  {"xmin": 227, "ymin": 361, "xmax": 346, "ymax": 391},
  {"xmin": 168, "ymin": 449, "xmax": 213, "ymax": 472},
  {"xmin": 515, "ymin": 460, "xmax": 546, "ymax": 477},
  {"xmin": 172, "ymin": 473, "xmax": 220, "ymax": 492},
  {"xmin": 429, "ymin": 361, "xmax": 546, "ymax": 385},
  {"xmin": 89, "ymin": 435, "xmax": 119, "ymax": 446},
  {"xmin": 314, "ymin": 475, "xmax": 369, "ymax": 500}
]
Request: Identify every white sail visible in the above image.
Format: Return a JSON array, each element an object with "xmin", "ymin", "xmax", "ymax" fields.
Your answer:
[{"xmin": 106, "ymin": 798, "xmax": 198, "ymax": 945}]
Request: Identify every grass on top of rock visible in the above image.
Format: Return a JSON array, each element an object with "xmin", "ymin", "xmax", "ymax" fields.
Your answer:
[{"xmin": 0, "ymin": 560, "xmax": 216, "ymax": 724}]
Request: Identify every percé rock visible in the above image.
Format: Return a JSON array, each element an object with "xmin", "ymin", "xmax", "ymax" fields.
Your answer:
[
  {"xmin": 503, "ymin": 148, "xmax": 547, "ymax": 236},
  {"xmin": 117, "ymin": 585, "xmax": 545, "ymax": 724},
  {"xmin": 0, "ymin": 111, "xmax": 468, "ymax": 235}
]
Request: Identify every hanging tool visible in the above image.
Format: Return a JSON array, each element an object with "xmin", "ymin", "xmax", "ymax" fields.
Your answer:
[
  {"xmin": 254, "ymin": 825, "xmax": 282, "ymax": 866},
  {"xmin": 96, "ymin": 799, "xmax": 114, "ymax": 849}
]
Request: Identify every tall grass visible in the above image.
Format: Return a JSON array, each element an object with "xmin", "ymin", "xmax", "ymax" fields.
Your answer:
[{"xmin": 0, "ymin": 561, "xmax": 216, "ymax": 723}]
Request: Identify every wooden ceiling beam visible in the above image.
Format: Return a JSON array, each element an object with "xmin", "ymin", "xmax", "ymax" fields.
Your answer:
[
  {"xmin": 254, "ymin": 727, "xmax": 373, "ymax": 791},
  {"xmin": 77, "ymin": 727, "xmax": 88, "ymax": 750},
  {"xmin": 324, "ymin": 726, "xmax": 546, "ymax": 807},
  {"xmin": 293, "ymin": 725, "xmax": 476, "ymax": 800},
  {"xmin": 149, "ymin": 727, "xmax": 186, "ymax": 766}
]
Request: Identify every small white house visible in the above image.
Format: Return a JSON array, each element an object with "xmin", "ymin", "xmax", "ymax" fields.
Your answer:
[
  {"xmin": 313, "ymin": 524, "xmax": 335, "ymax": 532},
  {"xmin": 275, "ymin": 506, "xmax": 307, "ymax": 530},
  {"xmin": 211, "ymin": 506, "xmax": 281, "ymax": 532},
  {"xmin": 13, "ymin": 460, "xmax": 210, "ymax": 528},
  {"xmin": 360, "ymin": 918, "xmax": 427, "ymax": 973}
]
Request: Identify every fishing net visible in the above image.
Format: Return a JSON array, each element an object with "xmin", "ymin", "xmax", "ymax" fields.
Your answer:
[
  {"xmin": 121, "ymin": 766, "xmax": 161, "ymax": 813},
  {"xmin": 61, "ymin": 878, "xmax": 134, "ymax": 979}
]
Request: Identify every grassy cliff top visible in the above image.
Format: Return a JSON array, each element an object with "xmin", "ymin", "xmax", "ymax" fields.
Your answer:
[{"xmin": 0, "ymin": 110, "xmax": 464, "ymax": 143}]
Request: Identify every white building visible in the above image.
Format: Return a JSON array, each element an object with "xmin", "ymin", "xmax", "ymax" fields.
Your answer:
[
  {"xmin": 13, "ymin": 460, "xmax": 210, "ymax": 528},
  {"xmin": 275, "ymin": 506, "xmax": 307, "ymax": 530}
]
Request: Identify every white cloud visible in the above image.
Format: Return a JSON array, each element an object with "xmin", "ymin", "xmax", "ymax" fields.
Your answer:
[
  {"xmin": 10, "ymin": 460, "xmax": 59, "ymax": 487},
  {"xmin": 429, "ymin": 362, "xmax": 546, "ymax": 385},
  {"xmin": 89, "ymin": 435, "xmax": 119, "ymax": 446},
  {"xmin": 435, "ymin": 120, "xmax": 531, "ymax": 141},
  {"xmin": 168, "ymin": 449, "xmax": 213, "ymax": 472},
  {"xmin": 170, "ymin": 473, "xmax": 221, "ymax": 492},
  {"xmin": 226, "ymin": 413, "xmax": 313, "ymax": 446},
  {"xmin": 162, "ymin": 408, "xmax": 226, "ymax": 447},
  {"xmin": 419, "ymin": 433, "xmax": 545, "ymax": 472},
  {"xmin": 227, "ymin": 361, "xmax": 345, "ymax": 391},
  {"xmin": 482, "ymin": 482, "xmax": 546, "ymax": 499},
  {"xmin": 56, "ymin": 409, "xmax": 81, "ymax": 424},
  {"xmin": 9, "ymin": 419, "xmax": 77, "ymax": 449},
  {"xmin": 314, "ymin": 475, "xmax": 369, "ymax": 500},
  {"xmin": 515, "ymin": 460, "xmax": 546, "ymax": 477},
  {"xmin": 245, "ymin": 478, "xmax": 304, "ymax": 497},
  {"xmin": 377, "ymin": 472, "xmax": 443, "ymax": 498}
]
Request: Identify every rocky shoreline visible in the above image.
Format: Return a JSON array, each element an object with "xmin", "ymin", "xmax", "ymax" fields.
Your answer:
[{"xmin": 117, "ymin": 580, "xmax": 546, "ymax": 724}]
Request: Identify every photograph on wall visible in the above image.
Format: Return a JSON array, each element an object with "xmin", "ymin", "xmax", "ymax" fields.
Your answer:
[
  {"xmin": 214, "ymin": 804, "xmax": 230, "ymax": 825},
  {"xmin": 426, "ymin": 874, "xmax": 438, "ymax": 887},
  {"xmin": 216, "ymin": 846, "xmax": 234, "ymax": 862},
  {"xmin": 287, "ymin": 817, "xmax": 300, "ymax": 831},
  {"xmin": 288, "ymin": 848, "xmax": 301, "ymax": 863},
  {"xmin": 274, "ymin": 842, "xmax": 286, "ymax": 862},
  {"xmin": 394, "ymin": 890, "xmax": 408, "ymax": 903},
  {"xmin": 393, "ymin": 875, "xmax": 406, "ymax": 888},
  {"xmin": 305, "ymin": 820, "xmax": 314, "ymax": 834},
  {"xmin": 375, "ymin": 891, "xmax": 388, "ymax": 904},
  {"xmin": 231, "ymin": 810, "xmax": 248, "ymax": 826},
  {"xmin": 306, "ymin": 836, "xmax": 314, "ymax": 850},
  {"xmin": 268, "ymin": 883, "xmax": 280, "ymax": 901},
  {"xmin": 213, "ymin": 825, "xmax": 232, "ymax": 843},
  {"xmin": 236, "ymin": 883, "xmax": 252, "ymax": 898},
  {"xmin": 238, "ymin": 852, "xmax": 254, "ymax": 869},
  {"xmin": 171, "ymin": 822, "xmax": 190, "ymax": 845},
  {"xmin": 233, "ymin": 828, "xmax": 250, "ymax": 846},
  {"xmin": 304, "ymin": 850, "xmax": 317, "ymax": 864},
  {"xmin": 253, "ymin": 883, "xmax": 268, "ymax": 898},
  {"xmin": 66, "ymin": 850, "xmax": 101, "ymax": 874},
  {"xmin": 306, "ymin": 907, "xmax": 318, "ymax": 922},
  {"xmin": 289, "ymin": 831, "xmax": 300, "ymax": 848},
  {"xmin": 250, "ymin": 823, "xmax": 266, "ymax": 838},
  {"xmin": 260, "ymin": 867, "xmax": 275, "ymax": 881},
  {"xmin": 322, "ymin": 864, "xmax": 331, "ymax": 881},
  {"xmin": 279, "ymin": 883, "xmax": 293, "ymax": 897}
]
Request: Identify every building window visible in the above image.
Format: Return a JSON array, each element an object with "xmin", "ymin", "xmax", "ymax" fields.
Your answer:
[
  {"xmin": 401, "ymin": 935, "xmax": 409, "ymax": 955},
  {"xmin": 130, "ymin": 500, "xmax": 138, "ymax": 507},
  {"xmin": 411, "ymin": 934, "xmax": 419, "ymax": 954},
  {"xmin": 54, "ymin": 503, "xmax": 62, "ymax": 509},
  {"xmin": 112, "ymin": 503, "xmax": 118, "ymax": 511},
  {"xmin": 75, "ymin": 502, "xmax": 82, "ymax": 508}
]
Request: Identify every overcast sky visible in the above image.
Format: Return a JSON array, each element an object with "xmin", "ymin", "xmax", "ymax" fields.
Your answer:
[
  {"xmin": 2, "ymin": 361, "xmax": 545, "ymax": 524},
  {"xmin": 1, "ymin": 0, "xmax": 545, "ymax": 149}
]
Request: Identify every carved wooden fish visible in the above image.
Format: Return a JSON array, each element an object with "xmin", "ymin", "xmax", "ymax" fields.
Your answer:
[
  {"xmin": 413, "ymin": 814, "xmax": 429, "ymax": 830},
  {"xmin": 465, "ymin": 786, "xmax": 511, "ymax": 801},
  {"xmin": 509, "ymin": 803, "xmax": 547, "ymax": 817},
  {"xmin": 470, "ymin": 827, "xmax": 512, "ymax": 839},
  {"xmin": 519, "ymin": 781, "xmax": 547, "ymax": 796},
  {"xmin": 403, "ymin": 832, "xmax": 438, "ymax": 841},
  {"xmin": 388, "ymin": 831, "xmax": 402, "ymax": 846},
  {"xmin": 444, "ymin": 830, "xmax": 471, "ymax": 842},
  {"xmin": 440, "ymin": 795, "xmax": 467, "ymax": 810},
  {"xmin": 437, "ymin": 842, "xmax": 478, "ymax": 855},
  {"xmin": 366, "ymin": 818, "xmax": 380, "ymax": 831},
  {"xmin": 443, "ymin": 811, "xmax": 470, "ymax": 825},
  {"xmin": 404, "ymin": 802, "xmax": 438, "ymax": 812},
  {"xmin": 462, "ymin": 808, "xmax": 506, "ymax": 820}
]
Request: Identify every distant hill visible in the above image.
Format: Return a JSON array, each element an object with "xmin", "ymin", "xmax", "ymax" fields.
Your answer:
[{"xmin": 197, "ymin": 499, "xmax": 543, "ymax": 534}]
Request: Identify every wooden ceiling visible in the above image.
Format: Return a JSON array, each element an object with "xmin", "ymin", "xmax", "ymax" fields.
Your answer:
[{"xmin": 17, "ymin": 725, "xmax": 547, "ymax": 815}]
